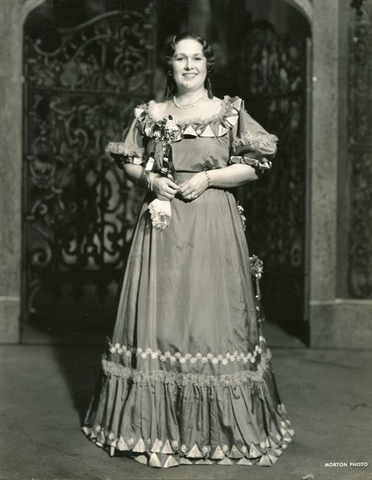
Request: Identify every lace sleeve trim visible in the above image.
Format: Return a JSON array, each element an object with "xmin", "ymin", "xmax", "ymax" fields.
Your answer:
[
  {"xmin": 106, "ymin": 142, "xmax": 144, "ymax": 158},
  {"xmin": 229, "ymin": 155, "xmax": 272, "ymax": 171},
  {"xmin": 232, "ymin": 131, "xmax": 278, "ymax": 152}
]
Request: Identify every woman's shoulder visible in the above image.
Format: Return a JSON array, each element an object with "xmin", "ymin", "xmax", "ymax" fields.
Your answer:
[
  {"xmin": 133, "ymin": 99, "xmax": 171, "ymax": 123},
  {"xmin": 148, "ymin": 100, "xmax": 171, "ymax": 120}
]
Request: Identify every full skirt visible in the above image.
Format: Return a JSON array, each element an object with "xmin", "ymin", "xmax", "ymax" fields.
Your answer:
[{"xmin": 83, "ymin": 182, "xmax": 294, "ymax": 468}]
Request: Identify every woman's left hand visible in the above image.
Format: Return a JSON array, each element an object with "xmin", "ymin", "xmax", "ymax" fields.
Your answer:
[{"xmin": 178, "ymin": 172, "xmax": 209, "ymax": 201}]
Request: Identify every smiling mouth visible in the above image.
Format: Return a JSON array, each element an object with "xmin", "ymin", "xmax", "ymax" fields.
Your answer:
[{"xmin": 183, "ymin": 73, "xmax": 197, "ymax": 77}]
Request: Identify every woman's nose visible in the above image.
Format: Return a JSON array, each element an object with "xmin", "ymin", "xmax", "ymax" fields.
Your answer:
[{"xmin": 185, "ymin": 58, "xmax": 193, "ymax": 70}]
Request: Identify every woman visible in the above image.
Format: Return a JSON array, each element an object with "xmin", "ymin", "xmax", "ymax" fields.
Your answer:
[{"xmin": 83, "ymin": 32, "xmax": 294, "ymax": 468}]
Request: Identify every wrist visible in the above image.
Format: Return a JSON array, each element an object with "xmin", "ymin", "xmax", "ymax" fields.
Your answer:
[
  {"xmin": 203, "ymin": 170, "xmax": 212, "ymax": 188},
  {"xmin": 146, "ymin": 172, "xmax": 160, "ymax": 191}
]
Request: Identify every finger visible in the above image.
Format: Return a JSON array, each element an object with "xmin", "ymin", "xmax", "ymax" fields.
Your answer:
[
  {"xmin": 179, "ymin": 181, "xmax": 191, "ymax": 193},
  {"xmin": 180, "ymin": 185, "xmax": 192, "ymax": 195},
  {"xmin": 158, "ymin": 193, "xmax": 173, "ymax": 200},
  {"xmin": 166, "ymin": 185, "xmax": 179, "ymax": 193},
  {"xmin": 166, "ymin": 179, "xmax": 180, "ymax": 190},
  {"xmin": 165, "ymin": 192, "xmax": 175, "ymax": 199},
  {"xmin": 186, "ymin": 192, "xmax": 196, "ymax": 200}
]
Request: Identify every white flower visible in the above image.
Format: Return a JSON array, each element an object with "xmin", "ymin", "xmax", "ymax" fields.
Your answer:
[{"xmin": 165, "ymin": 119, "xmax": 178, "ymax": 131}]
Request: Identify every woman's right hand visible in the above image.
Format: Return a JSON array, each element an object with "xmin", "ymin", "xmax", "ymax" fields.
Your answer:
[{"xmin": 152, "ymin": 176, "xmax": 179, "ymax": 200}]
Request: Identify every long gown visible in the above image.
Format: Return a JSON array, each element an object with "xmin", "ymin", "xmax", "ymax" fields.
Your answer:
[{"xmin": 82, "ymin": 96, "xmax": 294, "ymax": 468}]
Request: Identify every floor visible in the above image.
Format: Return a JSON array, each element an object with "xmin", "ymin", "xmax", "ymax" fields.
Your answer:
[{"xmin": 1, "ymin": 323, "xmax": 371, "ymax": 480}]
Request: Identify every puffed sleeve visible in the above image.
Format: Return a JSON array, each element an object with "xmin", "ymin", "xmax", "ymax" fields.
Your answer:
[
  {"xmin": 106, "ymin": 115, "xmax": 145, "ymax": 170},
  {"xmin": 229, "ymin": 101, "xmax": 278, "ymax": 172}
]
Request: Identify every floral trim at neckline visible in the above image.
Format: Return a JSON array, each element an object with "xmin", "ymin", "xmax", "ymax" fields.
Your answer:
[
  {"xmin": 134, "ymin": 96, "xmax": 243, "ymax": 139},
  {"xmin": 146, "ymin": 95, "xmax": 232, "ymax": 126}
]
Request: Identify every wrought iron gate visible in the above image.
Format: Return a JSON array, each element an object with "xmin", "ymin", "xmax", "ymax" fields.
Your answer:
[
  {"xmin": 348, "ymin": 2, "xmax": 372, "ymax": 298},
  {"xmin": 236, "ymin": 23, "xmax": 311, "ymax": 342},
  {"xmin": 22, "ymin": 3, "xmax": 156, "ymax": 334}
]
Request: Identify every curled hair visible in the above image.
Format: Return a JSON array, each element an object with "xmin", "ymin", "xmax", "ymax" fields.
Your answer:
[{"xmin": 164, "ymin": 32, "xmax": 215, "ymax": 100}]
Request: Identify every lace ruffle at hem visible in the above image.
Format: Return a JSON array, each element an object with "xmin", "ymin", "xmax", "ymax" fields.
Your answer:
[{"xmin": 82, "ymin": 350, "xmax": 294, "ymax": 468}]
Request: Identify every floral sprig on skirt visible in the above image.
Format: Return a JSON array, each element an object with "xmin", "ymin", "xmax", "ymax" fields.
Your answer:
[{"xmin": 250, "ymin": 255, "xmax": 264, "ymax": 279}]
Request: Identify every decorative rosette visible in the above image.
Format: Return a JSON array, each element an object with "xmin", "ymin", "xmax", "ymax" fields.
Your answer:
[{"xmin": 250, "ymin": 255, "xmax": 264, "ymax": 279}]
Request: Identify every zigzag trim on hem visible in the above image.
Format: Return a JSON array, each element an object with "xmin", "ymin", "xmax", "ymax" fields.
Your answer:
[{"xmin": 82, "ymin": 417, "xmax": 295, "ymax": 468}]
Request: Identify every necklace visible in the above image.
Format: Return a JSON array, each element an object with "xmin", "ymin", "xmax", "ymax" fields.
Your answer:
[{"xmin": 172, "ymin": 92, "xmax": 207, "ymax": 109}]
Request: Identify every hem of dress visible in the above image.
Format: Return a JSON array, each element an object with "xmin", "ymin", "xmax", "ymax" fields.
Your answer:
[
  {"xmin": 82, "ymin": 420, "xmax": 294, "ymax": 468},
  {"xmin": 83, "ymin": 344, "xmax": 294, "ymax": 469}
]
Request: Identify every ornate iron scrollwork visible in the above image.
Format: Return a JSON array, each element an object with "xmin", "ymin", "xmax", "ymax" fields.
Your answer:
[
  {"xmin": 23, "ymin": 4, "xmax": 155, "ymax": 322},
  {"xmin": 348, "ymin": 2, "xmax": 372, "ymax": 298},
  {"xmin": 235, "ymin": 23, "xmax": 308, "ymax": 336},
  {"xmin": 351, "ymin": 0, "xmax": 365, "ymax": 16}
]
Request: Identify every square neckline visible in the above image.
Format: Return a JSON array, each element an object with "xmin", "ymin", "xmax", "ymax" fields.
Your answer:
[{"xmin": 146, "ymin": 95, "xmax": 231, "ymax": 126}]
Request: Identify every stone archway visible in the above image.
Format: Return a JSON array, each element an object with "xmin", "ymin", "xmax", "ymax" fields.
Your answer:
[
  {"xmin": 1, "ymin": 0, "xmax": 371, "ymax": 347},
  {"xmin": 282, "ymin": 0, "xmax": 313, "ymax": 24},
  {"xmin": 21, "ymin": 0, "xmax": 47, "ymax": 23}
]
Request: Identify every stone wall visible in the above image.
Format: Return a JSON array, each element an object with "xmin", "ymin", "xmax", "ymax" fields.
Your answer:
[
  {"xmin": 310, "ymin": 0, "xmax": 372, "ymax": 348},
  {"xmin": 0, "ymin": 0, "xmax": 23, "ymax": 343}
]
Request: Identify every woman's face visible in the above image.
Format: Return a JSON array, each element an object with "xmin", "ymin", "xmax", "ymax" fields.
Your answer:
[{"xmin": 171, "ymin": 39, "xmax": 207, "ymax": 93}]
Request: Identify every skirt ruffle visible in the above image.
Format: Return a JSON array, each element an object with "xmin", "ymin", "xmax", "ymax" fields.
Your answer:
[{"xmin": 82, "ymin": 349, "xmax": 294, "ymax": 468}]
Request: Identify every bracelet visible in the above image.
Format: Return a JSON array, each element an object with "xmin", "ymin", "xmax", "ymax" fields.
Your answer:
[
  {"xmin": 204, "ymin": 170, "xmax": 212, "ymax": 187},
  {"xmin": 146, "ymin": 172, "xmax": 159, "ymax": 192}
]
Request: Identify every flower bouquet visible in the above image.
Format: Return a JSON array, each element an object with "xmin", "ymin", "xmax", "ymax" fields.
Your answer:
[{"xmin": 145, "ymin": 116, "xmax": 182, "ymax": 230}]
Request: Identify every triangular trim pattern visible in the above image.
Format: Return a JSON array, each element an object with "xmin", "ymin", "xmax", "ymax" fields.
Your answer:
[
  {"xmin": 161, "ymin": 439, "xmax": 174, "ymax": 454},
  {"xmin": 187, "ymin": 443, "xmax": 203, "ymax": 458},
  {"xmin": 149, "ymin": 452, "xmax": 162, "ymax": 468},
  {"xmin": 135, "ymin": 96, "xmax": 243, "ymax": 140},
  {"xmin": 211, "ymin": 445, "xmax": 225, "ymax": 460},
  {"xmin": 133, "ymin": 437, "xmax": 146, "ymax": 452},
  {"xmin": 199, "ymin": 124, "xmax": 216, "ymax": 137},
  {"xmin": 249, "ymin": 444, "xmax": 262, "ymax": 458}
]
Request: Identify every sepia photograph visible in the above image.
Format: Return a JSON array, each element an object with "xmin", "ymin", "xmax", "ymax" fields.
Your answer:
[{"xmin": 0, "ymin": 0, "xmax": 371, "ymax": 479}]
